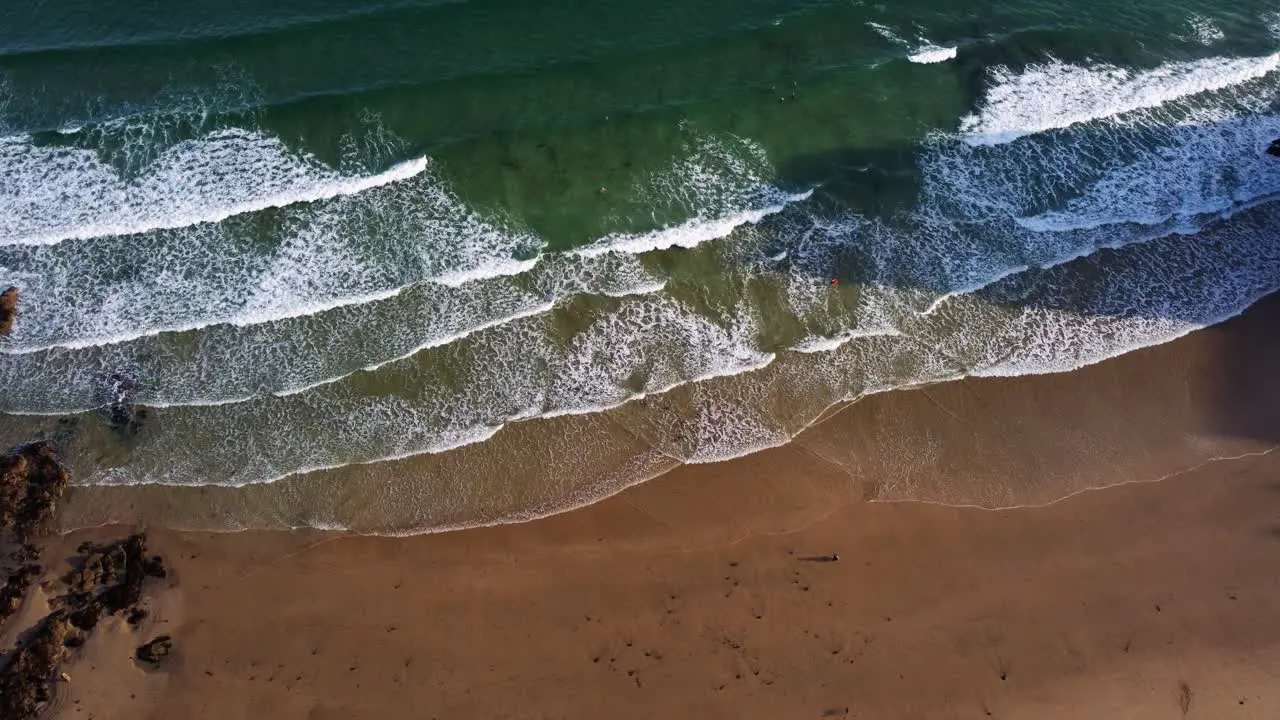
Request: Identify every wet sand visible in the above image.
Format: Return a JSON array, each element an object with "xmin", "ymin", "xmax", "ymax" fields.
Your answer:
[{"xmin": 29, "ymin": 294, "xmax": 1280, "ymax": 719}]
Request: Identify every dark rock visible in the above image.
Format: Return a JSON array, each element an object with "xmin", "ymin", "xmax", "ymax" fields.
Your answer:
[
  {"xmin": 68, "ymin": 602, "xmax": 103, "ymax": 631},
  {"xmin": 62, "ymin": 533, "xmax": 163, "ymax": 629},
  {"xmin": 144, "ymin": 554, "xmax": 167, "ymax": 579},
  {"xmin": 67, "ymin": 543, "xmax": 127, "ymax": 596},
  {"xmin": 0, "ymin": 611, "xmax": 71, "ymax": 720},
  {"xmin": 1, "ymin": 564, "xmax": 41, "ymax": 623},
  {"xmin": 0, "ymin": 442, "xmax": 70, "ymax": 541},
  {"xmin": 1268, "ymin": 139, "xmax": 1280, "ymax": 158},
  {"xmin": 0, "ymin": 286, "xmax": 17, "ymax": 335},
  {"xmin": 98, "ymin": 534, "xmax": 151, "ymax": 612},
  {"xmin": 10, "ymin": 543, "xmax": 39, "ymax": 564},
  {"xmin": 0, "ymin": 445, "xmax": 172, "ymax": 718},
  {"xmin": 104, "ymin": 372, "xmax": 146, "ymax": 433},
  {"xmin": 136, "ymin": 635, "xmax": 173, "ymax": 665}
]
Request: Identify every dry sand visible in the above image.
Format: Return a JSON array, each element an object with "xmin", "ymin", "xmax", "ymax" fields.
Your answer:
[{"xmin": 19, "ymin": 294, "xmax": 1280, "ymax": 719}]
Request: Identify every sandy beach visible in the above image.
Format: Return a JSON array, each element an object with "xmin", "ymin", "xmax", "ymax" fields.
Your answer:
[
  {"xmin": 4, "ymin": 293, "xmax": 1278, "ymax": 719},
  {"xmin": 4, "ymin": 3, "xmax": 1280, "ymax": 717}
]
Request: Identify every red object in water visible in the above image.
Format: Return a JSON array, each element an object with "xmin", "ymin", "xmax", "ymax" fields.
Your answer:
[{"xmin": 830, "ymin": 278, "xmax": 838, "ymax": 285}]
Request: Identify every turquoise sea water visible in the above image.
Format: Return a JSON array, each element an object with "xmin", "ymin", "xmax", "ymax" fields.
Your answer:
[{"xmin": 1, "ymin": 0, "xmax": 1279, "ymax": 532}]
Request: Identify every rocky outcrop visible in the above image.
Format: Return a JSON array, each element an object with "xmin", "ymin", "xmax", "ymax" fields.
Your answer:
[
  {"xmin": 0, "ymin": 442, "xmax": 67, "ymax": 630},
  {"xmin": 0, "ymin": 440, "xmax": 171, "ymax": 719},
  {"xmin": 0, "ymin": 533, "xmax": 168, "ymax": 719},
  {"xmin": 66, "ymin": 542, "xmax": 128, "ymax": 596},
  {"xmin": 105, "ymin": 372, "xmax": 148, "ymax": 433},
  {"xmin": 0, "ymin": 611, "xmax": 71, "ymax": 720},
  {"xmin": 65, "ymin": 534, "xmax": 167, "ymax": 631},
  {"xmin": 0, "ymin": 287, "xmax": 17, "ymax": 335},
  {"xmin": 0, "ymin": 444, "xmax": 66, "ymax": 624},
  {"xmin": 1267, "ymin": 139, "xmax": 1280, "ymax": 158},
  {"xmin": 1, "ymin": 563, "xmax": 41, "ymax": 624},
  {"xmin": 0, "ymin": 442, "xmax": 70, "ymax": 542},
  {"xmin": 136, "ymin": 635, "xmax": 173, "ymax": 666}
]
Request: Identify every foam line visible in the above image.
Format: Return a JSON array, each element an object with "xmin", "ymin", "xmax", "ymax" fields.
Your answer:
[
  {"xmin": 960, "ymin": 53, "xmax": 1280, "ymax": 145},
  {"xmin": 270, "ymin": 300, "xmax": 562, "ymax": 399},
  {"xmin": 908, "ymin": 45, "xmax": 956, "ymax": 64},
  {"xmin": 572, "ymin": 190, "xmax": 813, "ymax": 258},
  {"xmin": 0, "ymin": 128, "xmax": 430, "ymax": 246}
]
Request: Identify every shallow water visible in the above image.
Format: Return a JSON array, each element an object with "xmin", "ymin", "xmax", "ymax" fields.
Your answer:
[{"xmin": 1, "ymin": 0, "xmax": 1279, "ymax": 532}]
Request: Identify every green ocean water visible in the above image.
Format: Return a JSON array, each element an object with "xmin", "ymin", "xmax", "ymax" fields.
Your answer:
[{"xmin": 1, "ymin": 0, "xmax": 1279, "ymax": 532}]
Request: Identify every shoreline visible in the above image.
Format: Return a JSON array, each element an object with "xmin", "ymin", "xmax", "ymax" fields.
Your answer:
[
  {"xmin": 54, "ymin": 287, "xmax": 1280, "ymax": 536},
  {"xmin": 5, "ymin": 8, "xmax": 1280, "ymax": 719},
  {"xmin": 5, "ymin": 287, "xmax": 1275, "ymax": 719}
]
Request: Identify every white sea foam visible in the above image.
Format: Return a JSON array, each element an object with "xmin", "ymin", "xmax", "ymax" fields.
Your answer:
[
  {"xmin": 152, "ymin": 192, "xmax": 1280, "ymax": 495},
  {"xmin": 573, "ymin": 193, "xmax": 811, "ymax": 257},
  {"xmin": 792, "ymin": 327, "xmax": 903, "ymax": 354},
  {"xmin": 908, "ymin": 45, "xmax": 957, "ymax": 64},
  {"xmin": 0, "ymin": 252, "xmax": 669, "ymax": 414},
  {"xmin": 535, "ymin": 351, "xmax": 779, "ymax": 422},
  {"xmin": 14, "ymin": 51, "xmax": 1280, "ymax": 515},
  {"xmin": 1014, "ymin": 113, "xmax": 1280, "ymax": 233},
  {"xmin": 575, "ymin": 132, "xmax": 813, "ymax": 257},
  {"xmin": 88, "ymin": 422, "xmax": 510, "ymax": 488},
  {"xmin": 0, "ymin": 127, "xmax": 814, "ymax": 414},
  {"xmin": 960, "ymin": 207, "xmax": 1280, "ymax": 378},
  {"xmin": 1, "ymin": 126, "xmax": 807, "ymax": 357},
  {"xmin": 600, "ymin": 280, "xmax": 668, "ymax": 298},
  {"xmin": 867, "ymin": 21, "xmax": 955, "ymax": 64},
  {"xmin": 78, "ymin": 201, "xmax": 1280, "ymax": 490},
  {"xmin": 431, "ymin": 257, "xmax": 542, "ymax": 287},
  {"xmin": 0, "ymin": 128, "xmax": 430, "ymax": 247},
  {"xmin": 959, "ymin": 53, "xmax": 1280, "ymax": 145},
  {"xmin": 75, "ymin": 292, "xmax": 780, "ymax": 487},
  {"xmin": 682, "ymin": 202, "xmax": 1280, "ymax": 469},
  {"xmin": 0, "ymin": 156, "xmax": 543, "ymax": 353},
  {"xmin": 866, "ymin": 21, "xmax": 906, "ymax": 46},
  {"xmin": 15, "ymin": 286, "xmax": 412, "ymax": 354},
  {"xmin": 270, "ymin": 300, "xmax": 562, "ymax": 399},
  {"xmin": 1179, "ymin": 14, "xmax": 1225, "ymax": 46},
  {"xmin": 887, "ymin": 50, "xmax": 1280, "ymax": 313}
]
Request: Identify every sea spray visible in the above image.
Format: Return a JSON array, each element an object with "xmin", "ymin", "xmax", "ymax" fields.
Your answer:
[{"xmin": 959, "ymin": 53, "xmax": 1280, "ymax": 145}]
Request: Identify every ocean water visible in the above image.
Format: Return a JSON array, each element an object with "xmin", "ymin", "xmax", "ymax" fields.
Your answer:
[{"xmin": 2, "ymin": 0, "xmax": 1279, "ymax": 532}]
